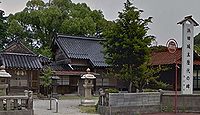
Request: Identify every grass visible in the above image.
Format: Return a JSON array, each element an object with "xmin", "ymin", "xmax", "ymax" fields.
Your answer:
[
  {"xmin": 79, "ymin": 105, "xmax": 97, "ymax": 114},
  {"xmin": 59, "ymin": 95, "xmax": 81, "ymax": 100},
  {"xmin": 60, "ymin": 95, "xmax": 99, "ymax": 100}
]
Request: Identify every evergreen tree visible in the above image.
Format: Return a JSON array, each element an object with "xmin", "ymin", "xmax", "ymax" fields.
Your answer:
[
  {"xmin": 194, "ymin": 33, "xmax": 200, "ymax": 54},
  {"xmin": 40, "ymin": 67, "xmax": 53, "ymax": 96},
  {"xmin": 103, "ymin": 0, "xmax": 157, "ymax": 92}
]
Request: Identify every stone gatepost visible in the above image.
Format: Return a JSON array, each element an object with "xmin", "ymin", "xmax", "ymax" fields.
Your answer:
[{"xmin": 81, "ymin": 68, "xmax": 96, "ymax": 106}]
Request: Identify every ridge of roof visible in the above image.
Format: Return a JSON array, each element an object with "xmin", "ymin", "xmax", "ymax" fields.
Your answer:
[
  {"xmin": 0, "ymin": 52, "xmax": 37, "ymax": 57},
  {"xmin": 57, "ymin": 34, "xmax": 105, "ymax": 41}
]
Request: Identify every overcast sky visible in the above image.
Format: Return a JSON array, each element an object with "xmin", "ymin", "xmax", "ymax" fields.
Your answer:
[{"xmin": 1, "ymin": 0, "xmax": 200, "ymax": 47}]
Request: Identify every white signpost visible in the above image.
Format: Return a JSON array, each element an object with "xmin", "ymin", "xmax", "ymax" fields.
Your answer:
[{"xmin": 178, "ymin": 16, "xmax": 199, "ymax": 94}]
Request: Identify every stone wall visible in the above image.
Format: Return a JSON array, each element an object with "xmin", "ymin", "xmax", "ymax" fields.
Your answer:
[
  {"xmin": 0, "ymin": 90, "xmax": 34, "ymax": 115},
  {"xmin": 98, "ymin": 92, "xmax": 161, "ymax": 115},
  {"xmin": 98, "ymin": 92, "xmax": 200, "ymax": 115},
  {"xmin": 161, "ymin": 94, "xmax": 200, "ymax": 112}
]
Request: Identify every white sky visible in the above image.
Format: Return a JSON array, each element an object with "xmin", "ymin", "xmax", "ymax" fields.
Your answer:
[{"xmin": 1, "ymin": 0, "xmax": 200, "ymax": 47}]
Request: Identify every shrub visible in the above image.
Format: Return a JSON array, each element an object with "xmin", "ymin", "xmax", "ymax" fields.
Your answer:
[{"xmin": 105, "ymin": 88, "xmax": 119, "ymax": 93}]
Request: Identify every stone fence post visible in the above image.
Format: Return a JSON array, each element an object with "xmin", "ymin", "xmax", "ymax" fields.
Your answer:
[{"xmin": 27, "ymin": 91, "xmax": 33, "ymax": 109}]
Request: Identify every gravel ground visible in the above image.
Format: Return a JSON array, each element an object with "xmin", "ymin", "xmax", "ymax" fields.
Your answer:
[
  {"xmin": 34, "ymin": 99, "xmax": 200, "ymax": 115},
  {"xmin": 33, "ymin": 99, "xmax": 99, "ymax": 115}
]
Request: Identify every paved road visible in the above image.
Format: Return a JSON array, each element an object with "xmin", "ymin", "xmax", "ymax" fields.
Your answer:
[
  {"xmin": 34, "ymin": 99, "xmax": 99, "ymax": 115},
  {"xmin": 144, "ymin": 113, "xmax": 200, "ymax": 115}
]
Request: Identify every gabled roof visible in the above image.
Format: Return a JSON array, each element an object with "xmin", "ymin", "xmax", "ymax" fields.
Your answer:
[
  {"xmin": 3, "ymin": 40, "xmax": 36, "ymax": 55},
  {"xmin": 150, "ymin": 48, "xmax": 200, "ymax": 65},
  {"xmin": 0, "ymin": 40, "xmax": 44, "ymax": 69},
  {"xmin": 177, "ymin": 15, "xmax": 199, "ymax": 26},
  {"xmin": 55, "ymin": 35, "xmax": 109, "ymax": 67},
  {"xmin": 0, "ymin": 53, "xmax": 42, "ymax": 69}
]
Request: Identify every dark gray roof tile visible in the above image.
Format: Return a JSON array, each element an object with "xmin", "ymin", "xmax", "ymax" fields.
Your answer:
[
  {"xmin": 47, "ymin": 62, "xmax": 72, "ymax": 71},
  {"xmin": 0, "ymin": 53, "xmax": 42, "ymax": 69},
  {"xmin": 55, "ymin": 35, "xmax": 109, "ymax": 67}
]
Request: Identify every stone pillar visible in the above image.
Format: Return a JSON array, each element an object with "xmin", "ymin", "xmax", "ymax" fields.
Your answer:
[
  {"xmin": 0, "ymin": 84, "xmax": 8, "ymax": 96},
  {"xmin": 0, "ymin": 99, "xmax": 3, "ymax": 110},
  {"xmin": 24, "ymin": 90, "xmax": 29, "ymax": 96},
  {"xmin": 13, "ymin": 99, "xmax": 18, "ymax": 110},
  {"xmin": 6, "ymin": 99, "xmax": 11, "ymax": 110},
  {"xmin": 83, "ymin": 81, "xmax": 93, "ymax": 99},
  {"xmin": 28, "ymin": 91, "xmax": 33, "ymax": 109}
]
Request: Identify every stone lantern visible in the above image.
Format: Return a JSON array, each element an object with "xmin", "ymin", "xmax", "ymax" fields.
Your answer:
[
  {"xmin": 0, "ymin": 66, "xmax": 11, "ymax": 95},
  {"xmin": 81, "ymin": 68, "xmax": 96, "ymax": 106},
  {"xmin": 51, "ymin": 75, "xmax": 60, "ymax": 99}
]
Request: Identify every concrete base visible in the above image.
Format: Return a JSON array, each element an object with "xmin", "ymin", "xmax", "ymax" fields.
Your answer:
[{"xmin": 81, "ymin": 99, "xmax": 96, "ymax": 106}]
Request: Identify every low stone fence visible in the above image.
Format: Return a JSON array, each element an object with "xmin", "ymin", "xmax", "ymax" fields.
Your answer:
[
  {"xmin": 98, "ymin": 92, "xmax": 161, "ymax": 115},
  {"xmin": 98, "ymin": 91, "xmax": 200, "ymax": 115},
  {"xmin": 0, "ymin": 90, "xmax": 34, "ymax": 115},
  {"xmin": 161, "ymin": 94, "xmax": 200, "ymax": 113}
]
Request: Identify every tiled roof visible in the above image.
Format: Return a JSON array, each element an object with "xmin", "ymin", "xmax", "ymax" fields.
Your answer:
[
  {"xmin": 55, "ymin": 70, "xmax": 100, "ymax": 76},
  {"xmin": 150, "ymin": 48, "xmax": 200, "ymax": 65},
  {"xmin": 55, "ymin": 71, "xmax": 85, "ymax": 76},
  {"xmin": 38, "ymin": 55, "xmax": 52, "ymax": 64},
  {"xmin": 55, "ymin": 35, "xmax": 109, "ymax": 67},
  {"xmin": 0, "ymin": 53, "xmax": 42, "ymax": 69},
  {"xmin": 48, "ymin": 62, "xmax": 72, "ymax": 71},
  {"xmin": 3, "ymin": 40, "xmax": 36, "ymax": 55}
]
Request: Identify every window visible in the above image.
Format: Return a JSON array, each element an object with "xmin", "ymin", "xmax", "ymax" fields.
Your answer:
[
  {"xmin": 96, "ymin": 78, "xmax": 103, "ymax": 86},
  {"xmin": 57, "ymin": 76, "xmax": 69, "ymax": 85},
  {"xmin": 193, "ymin": 70, "xmax": 197, "ymax": 89},
  {"xmin": 193, "ymin": 70, "xmax": 200, "ymax": 89},
  {"xmin": 63, "ymin": 77, "xmax": 69, "ymax": 85},
  {"xmin": 96, "ymin": 78, "xmax": 109, "ymax": 86}
]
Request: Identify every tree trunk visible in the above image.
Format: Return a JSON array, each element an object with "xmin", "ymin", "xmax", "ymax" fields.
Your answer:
[{"xmin": 129, "ymin": 81, "xmax": 133, "ymax": 93}]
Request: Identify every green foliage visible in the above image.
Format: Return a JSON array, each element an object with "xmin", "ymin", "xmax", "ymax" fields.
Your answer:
[
  {"xmin": 79, "ymin": 105, "xmax": 97, "ymax": 114},
  {"xmin": 6, "ymin": 0, "xmax": 109, "ymax": 57},
  {"xmin": 194, "ymin": 33, "xmax": 200, "ymax": 45},
  {"xmin": 154, "ymin": 81, "xmax": 170, "ymax": 89},
  {"xmin": 105, "ymin": 88, "xmax": 119, "ymax": 93},
  {"xmin": 142, "ymin": 88, "xmax": 157, "ymax": 92},
  {"xmin": 194, "ymin": 33, "xmax": 200, "ymax": 54},
  {"xmin": 38, "ymin": 46, "xmax": 52, "ymax": 58},
  {"xmin": 40, "ymin": 67, "xmax": 53, "ymax": 88},
  {"xmin": 103, "ymin": 0, "xmax": 157, "ymax": 92},
  {"xmin": 194, "ymin": 44, "xmax": 200, "ymax": 54},
  {"xmin": 162, "ymin": 102, "xmax": 173, "ymax": 112},
  {"xmin": 0, "ymin": 10, "xmax": 9, "ymax": 50}
]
